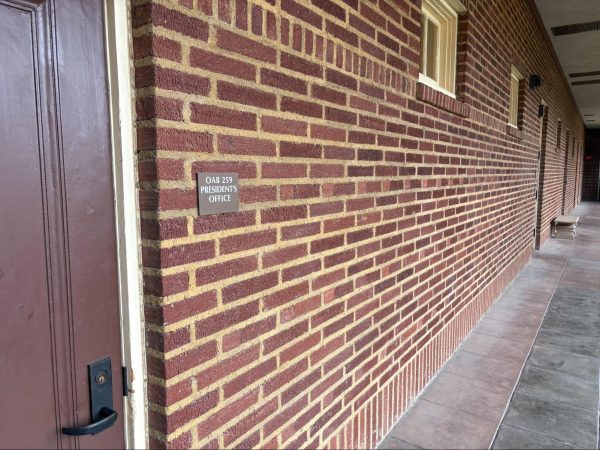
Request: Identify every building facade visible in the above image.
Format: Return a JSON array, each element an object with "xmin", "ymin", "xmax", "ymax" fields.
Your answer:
[
  {"xmin": 132, "ymin": 0, "xmax": 584, "ymax": 448},
  {"xmin": 0, "ymin": 0, "xmax": 589, "ymax": 448}
]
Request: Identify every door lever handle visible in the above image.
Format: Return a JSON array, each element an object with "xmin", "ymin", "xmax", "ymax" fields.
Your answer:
[
  {"xmin": 62, "ymin": 407, "xmax": 118, "ymax": 436},
  {"xmin": 62, "ymin": 357, "xmax": 117, "ymax": 437}
]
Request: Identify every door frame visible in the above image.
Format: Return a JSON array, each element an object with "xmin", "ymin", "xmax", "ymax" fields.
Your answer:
[
  {"xmin": 534, "ymin": 102, "xmax": 548, "ymax": 249},
  {"xmin": 104, "ymin": 1, "xmax": 148, "ymax": 448},
  {"xmin": 561, "ymin": 131, "xmax": 570, "ymax": 214}
]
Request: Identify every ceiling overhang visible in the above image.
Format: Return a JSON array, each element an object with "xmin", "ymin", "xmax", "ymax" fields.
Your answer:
[{"xmin": 534, "ymin": 0, "xmax": 600, "ymax": 129}]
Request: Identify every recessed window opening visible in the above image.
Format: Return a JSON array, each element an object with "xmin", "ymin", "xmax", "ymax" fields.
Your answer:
[
  {"xmin": 419, "ymin": 0, "xmax": 461, "ymax": 96},
  {"xmin": 508, "ymin": 66, "xmax": 523, "ymax": 128}
]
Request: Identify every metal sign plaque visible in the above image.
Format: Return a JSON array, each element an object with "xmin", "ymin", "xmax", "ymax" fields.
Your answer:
[{"xmin": 197, "ymin": 172, "xmax": 239, "ymax": 215}]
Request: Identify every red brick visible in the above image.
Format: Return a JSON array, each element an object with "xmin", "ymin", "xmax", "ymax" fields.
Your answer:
[
  {"xmin": 196, "ymin": 390, "xmax": 259, "ymax": 441},
  {"xmin": 311, "ymin": 124, "xmax": 347, "ymax": 141},
  {"xmin": 151, "ymin": 326, "xmax": 191, "ymax": 352},
  {"xmin": 281, "ymin": 334, "xmax": 321, "ymax": 366},
  {"xmin": 281, "ymin": 52, "xmax": 323, "ymax": 78},
  {"xmin": 222, "ymin": 315, "xmax": 276, "ymax": 351},
  {"xmin": 239, "ymin": 185, "xmax": 278, "ymax": 203},
  {"xmin": 138, "ymin": 158, "xmax": 185, "ymax": 181},
  {"xmin": 193, "ymin": 161, "xmax": 257, "ymax": 178},
  {"xmin": 222, "ymin": 271, "xmax": 279, "ymax": 303},
  {"xmin": 218, "ymin": 135, "xmax": 276, "ymax": 157},
  {"xmin": 281, "ymin": 0, "xmax": 322, "ymax": 28},
  {"xmin": 191, "ymin": 104, "xmax": 256, "ymax": 130},
  {"xmin": 251, "ymin": 5, "xmax": 262, "ymax": 35},
  {"xmin": 195, "ymin": 301, "xmax": 259, "ymax": 338},
  {"xmin": 196, "ymin": 255, "xmax": 258, "ymax": 285},
  {"xmin": 223, "ymin": 398, "xmax": 278, "ymax": 446},
  {"xmin": 144, "ymin": 241, "xmax": 215, "ymax": 268},
  {"xmin": 310, "ymin": 164, "xmax": 345, "ymax": 178},
  {"xmin": 264, "ymin": 320, "xmax": 309, "ymax": 354},
  {"xmin": 262, "ymin": 116, "xmax": 308, "ymax": 136},
  {"xmin": 280, "ymin": 141, "xmax": 323, "ymax": 159},
  {"xmin": 281, "ymin": 222, "xmax": 321, "ymax": 240},
  {"xmin": 312, "ymin": 84, "xmax": 347, "ymax": 105},
  {"xmin": 281, "ymin": 97, "xmax": 323, "ymax": 118},
  {"xmin": 280, "ymin": 184, "xmax": 321, "ymax": 200},
  {"xmin": 325, "ymin": 106, "xmax": 357, "ymax": 125},
  {"xmin": 264, "ymin": 359, "xmax": 308, "ymax": 396},
  {"xmin": 310, "ymin": 234, "xmax": 345, "ymax": 254},
  {"xmin": 217, "ymin": 0, "xmax": 230, "ymax": 21},
  {"xmin": 145, "ymin": 291, "xmax": 217, "ymax": 326},
  {"xmin": 147, "ymin": 378, "xmax": 192, "ymax": 408},
  {"xmin": 136, "ymin": 65, "xmax": 209, "ymax": 95},
  {"xmin": 263, "ymin": 243, "xmax": 307, "ymax": 268},
  {"xmin": 161, "ymin": 341, "xmax": 217, "ymax": 378},
  {"xmin": 223, "ymin": 357, "xmax": 277, "ymax": 398},
  {"xmin": 236, "ymin": 0, "xmax": 248, "ymax": 30},
  {"xmin": 217, "ymin": 28, "xmax": 276, "ymax": 63},
  {"xmin": 326, "ymin": 20, "xmax": 358, "ymax": 46},
  {"xmin": 349, "ymin": 13, "xmax": 375, "ymax": 38},
  {"xmin": 313, "ymin": 268, "xmax": 345, "ymax": 290},
  {"xmin": 196, "ymin": 346, "xmax": 260, "ymax": 390},
  {"xmin": 190, "ymin": 47, "xmax": 256, "ymax": 81},
  {"xmin": 167, "ymin": 390, "xmax": 218, "ymax": 433},
  {"xmin": 261, "ymin": 205, "xmax": 307, "ymax": 223},
  {"xmin": 217, "ymin": 81, "xmax": 276, "ymax": 110},
  {"xmin": 133, "ymin": 35, "xmax": 181, "ymax": 62},
  {"xmin": 149, "ymin": 4, "xmax": 209, "ymax": 40},
  {"xmin": 263, "ymin": 281, "xmax": 310, "ymax": 310},
  {"xmin": 194, "ymin": 211, "xmax": 256, "ymax": 234},
  {"xmin": 261, "ymin": 68, "xmax": 308, "ymax": 94},
  {"xmin": 264, "ymin": 396, "xmax": 309, "ymax": 438},
  {"xmin": 140, "ymin": 217, "xmax": 187, "ymax": 240},
  {"xmin": 144, "ymin": 272, "xmax": 189, "ymax": 296},
  {"xmin": 312, "ymin": 0, "xmax": 345, "ymax": 20},
  {"xmin": 220, "ymin": 229, "xmax": 277, "ymax": 254},
  {"xmin": 138, "ymin": 127, "xmax": 212, "ymax": 153},
  {"xmin": 310, "ymin": 201, "xmax": 344, "ymax": 217},
  {"xmin": 262, "ymin": 163, "xmax": 307, "ymax": 178},
  {"xmin": 282, "ymin": 259, "xmax": 322, "ymax": 282},
  {"xmin": 326, "ymin": 68, "xmax": 358, "ymax": 90}
]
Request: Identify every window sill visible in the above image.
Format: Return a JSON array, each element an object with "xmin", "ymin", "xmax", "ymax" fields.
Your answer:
[
  {"xmin": 506, "ymin": 123, "xmax": 524, "ymax": 139},
  {"xmin": 416, "ymin": 82, "xmax": 469, "ymax": 117}
]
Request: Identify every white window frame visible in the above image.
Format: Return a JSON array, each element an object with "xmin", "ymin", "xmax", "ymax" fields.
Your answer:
[
  {"xmin": 508, "ymin": 66, "xmax": 523, "ymax": 128},
  {"xmin": 419, "ymin": 0, "xmax": 464, "ymax": 97}
]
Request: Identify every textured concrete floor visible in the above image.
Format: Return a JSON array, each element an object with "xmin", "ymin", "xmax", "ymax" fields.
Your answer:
[{"xmin": 378, "ymin": 202, "xmax": 600, "ymax": 450}]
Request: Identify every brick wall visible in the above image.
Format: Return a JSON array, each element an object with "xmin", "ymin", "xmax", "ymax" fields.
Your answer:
[
  {"xmin": 132, "ymin": 0, "xmax": 586, "ymax": 447},
  {"xmin": 583, "ymin": 130, "xmax": 600, "ymax": 201}
]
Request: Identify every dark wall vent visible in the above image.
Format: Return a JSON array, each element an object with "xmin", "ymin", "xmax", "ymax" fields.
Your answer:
[
  {"xmin": 569, "ymin": 70, "xmax": 600, "ymax": 78},
  {"xmin": 551, "ymin": 20, "xmax": 600, "ymax": 36},
  {"xmin": 572, "ymin": 79, "xmax": 600, "ymax": 86}
]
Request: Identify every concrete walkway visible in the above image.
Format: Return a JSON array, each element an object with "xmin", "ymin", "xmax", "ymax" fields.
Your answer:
[{"xmin": 379, "ymin": 202, "xmax": 600, "ymax": 450}]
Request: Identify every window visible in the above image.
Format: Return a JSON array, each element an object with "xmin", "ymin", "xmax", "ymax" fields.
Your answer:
[
  {"xmin": 419, "ymin": 0, "xmax": 465, "ymax": 96},
  {"xmin": 508, "ymin": 66, "xmax": 523, "ymax": 128}
]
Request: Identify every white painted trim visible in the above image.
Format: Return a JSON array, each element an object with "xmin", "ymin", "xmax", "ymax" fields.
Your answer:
[
  {"xmin": 421, "ymin": 0, "xmax": 458, "ymax": 94},
  {"xmin": 446, "ymin": 0, "xmax": 467, "ymax": 13},
  {"xmin": 103, "ymin": 1, "xmax": 148, "ymax": 449},
  {"xmin": 418, "ymin": 73, "xmax": 457, "ymax": 99}
]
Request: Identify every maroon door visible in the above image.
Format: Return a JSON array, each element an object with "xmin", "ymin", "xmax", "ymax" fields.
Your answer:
[{"xmin": 0, "ymin": 0, "xmax": 125, "ymax": 448}]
